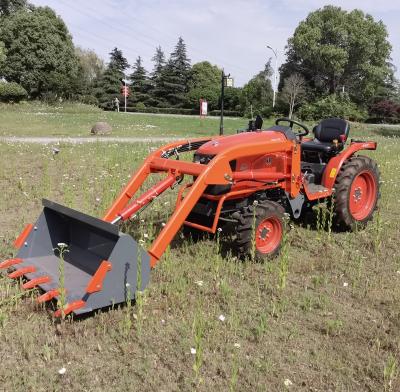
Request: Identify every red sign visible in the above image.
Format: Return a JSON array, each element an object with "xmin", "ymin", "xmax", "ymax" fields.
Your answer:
[
  {"xmin": 121, "ymin": 85, "xmax": 130, "ymax": 97},
  {"xmin": 200, "ymin": 99, "xmax": 208, "ymax": 117}
]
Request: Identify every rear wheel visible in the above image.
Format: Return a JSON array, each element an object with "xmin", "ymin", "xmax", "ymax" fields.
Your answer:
[
  {"xmin": 334, "ymin": 155, "xmax": 380, "ymax": 229},
  {"xmin": 235, "ymin": 200, "xmax": 285, "ymax": 261}
]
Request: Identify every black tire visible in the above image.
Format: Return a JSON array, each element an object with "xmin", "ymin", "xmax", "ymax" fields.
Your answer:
[
  {"xmin": 235, "ymin": 200, "xmax": 285, "ymax": 261},
  {"xmin": 334, "ymin": 155, "xmax": 380, "ymax": 230}
]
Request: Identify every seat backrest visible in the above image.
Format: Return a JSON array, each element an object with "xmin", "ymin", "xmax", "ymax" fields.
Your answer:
[{"xmin": 314, "ymin": 118, "xmax": 350, "ymax": 142}]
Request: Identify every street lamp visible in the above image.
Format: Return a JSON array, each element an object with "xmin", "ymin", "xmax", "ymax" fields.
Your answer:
[{"xmin": 267, "ymin": 45, "xmax": 278, "ymax": 108}]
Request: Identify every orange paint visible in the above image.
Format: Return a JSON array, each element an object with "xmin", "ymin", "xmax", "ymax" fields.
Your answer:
[
  {"xmin": 86, "ymin": 260, "xmax": 112, "ymax": 294},
  {"xmin": 14, "ymin": 223, "xmax": 34, "ymax": 249}
]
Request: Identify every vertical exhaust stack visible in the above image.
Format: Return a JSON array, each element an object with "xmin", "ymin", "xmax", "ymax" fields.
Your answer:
[{"xmin": 2, "ymin": 200, "xmax": 150, "ymax": 317}]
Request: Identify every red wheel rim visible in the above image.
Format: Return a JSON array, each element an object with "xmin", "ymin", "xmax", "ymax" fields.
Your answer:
[
  {"xmin": 349, "ymin": 170, "xmax": 377, "ymax": 220},
  {"xmin": 255, "ymin": 216, "xmax": 282, "ymax": 254}
]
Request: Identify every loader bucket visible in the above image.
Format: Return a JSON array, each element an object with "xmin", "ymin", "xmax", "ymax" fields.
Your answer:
[{"xmin": 2, "ymin": 199, "xmax": 150, "ymax": 317}]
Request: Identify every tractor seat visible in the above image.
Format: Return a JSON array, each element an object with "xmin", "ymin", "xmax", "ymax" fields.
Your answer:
[{"xmin": 301, "ymin": 118, "xmax": 350, "ymax": 154}]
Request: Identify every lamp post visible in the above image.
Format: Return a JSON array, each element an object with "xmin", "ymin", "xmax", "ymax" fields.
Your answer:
[
  {"xmin": 219, "ymin": 70, "xmax": 233, "ymax": 136},
  {"xmin": 267, "ymin": 45, "xmax": 278, "ymax": 108}
]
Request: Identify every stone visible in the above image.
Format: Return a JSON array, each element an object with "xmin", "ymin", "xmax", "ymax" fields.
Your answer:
[{"xmin": 91, "ymin": 122, "xmax": 112, "ymax": 135}]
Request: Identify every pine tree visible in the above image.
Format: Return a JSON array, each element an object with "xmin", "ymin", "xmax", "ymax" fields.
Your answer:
[
  {"xmin": 149, "ymin": 46, "xmax": 166, "ymax": 107},
  {"xmin": 162, "ymin": 37, "xmax": 191, "ymax": 107},
  {"xmin": 129, "ymin": 56, "xmax": 150, "ymax": 106},
  {"xmin": 108, "ymin": 47, "xmax": 129, "ymax": 73},
  {"xmin": 94, "ymin": 47, "xmax": 129, "ymax": 108}
]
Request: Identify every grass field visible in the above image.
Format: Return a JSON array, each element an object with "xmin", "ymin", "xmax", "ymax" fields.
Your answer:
[
  {"xmin": 0, "ymin": 102, "xmax": 249, "ymax": 138},
  {"xmin": 0, "ymin": 105, "xmax": 399, "ymax": 391}
]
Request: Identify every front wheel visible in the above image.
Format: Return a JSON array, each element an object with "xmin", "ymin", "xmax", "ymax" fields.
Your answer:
[
  {"xmin": 235, "ymin": 200, "xmax": 285, "ymax": 261},
  {"xmin": 334, "ymin": 155, "xmax": 380, "ymax": 229}
]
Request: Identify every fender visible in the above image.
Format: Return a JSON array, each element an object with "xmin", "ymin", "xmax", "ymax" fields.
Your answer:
[{"xmin": 321, "ymin": 141, "xmax": 377, "ymax": 189}]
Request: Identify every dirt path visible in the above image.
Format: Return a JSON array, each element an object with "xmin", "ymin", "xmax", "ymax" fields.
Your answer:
[{"xmin": 0, "ymin": 136, "xmax": 183, "ymax": 144}]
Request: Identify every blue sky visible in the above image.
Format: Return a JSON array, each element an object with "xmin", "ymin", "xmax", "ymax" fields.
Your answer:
[{"xmin": 31, "ymin": 0, "xmax": 400, "ymax": 86}]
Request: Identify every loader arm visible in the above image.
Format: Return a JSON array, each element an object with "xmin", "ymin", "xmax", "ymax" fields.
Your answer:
[{"xmin": 102, "ymin": 136, "xmax": 299, "ymax": 267}]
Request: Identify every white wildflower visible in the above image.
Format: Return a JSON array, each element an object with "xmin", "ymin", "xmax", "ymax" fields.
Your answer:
[
  {"xmin": 58, "ymin": 367, "xmax": 66, "ymax": 375},
  {"xmin": 190, "ymin": 347, "xmax": 196, "ymax": 355},
  {"xmin": 343, "ymin": 282, "xmax": 349, "ymax": 287},
  {"xmin": 284, "ymin": 378, "xmax": 293, "ymax": 387},
  {"xmin": 234, "ymin": 343, "xmax": 240, "ymax": 348},
  {"xmin": 143, "ymin": 233, "xmax": 149, "ymax": 239},
  {"xmin": 57, "ymin": 242, "xmax": 68, "ymax": 248},
  {"xmin": 218, "ymin": 314, "xmax": 226, "ymax": 322},
  {"xmin": 194, "ymin": 280, "xmax": 204, "ymax": 287}
]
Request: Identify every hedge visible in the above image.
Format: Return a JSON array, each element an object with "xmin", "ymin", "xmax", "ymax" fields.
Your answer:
[{"xmin": 104, "ymin": 106, "xmax": 243, "ymax": 117}]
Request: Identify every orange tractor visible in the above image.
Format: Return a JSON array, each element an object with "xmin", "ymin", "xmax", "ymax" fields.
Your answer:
[{"xmin": 1, "ymin": 117, "xmax": 379, "ymax": 317}]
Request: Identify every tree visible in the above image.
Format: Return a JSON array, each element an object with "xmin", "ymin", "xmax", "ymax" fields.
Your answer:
[
  {"xmin": 281, "ymin": 73, "xmax": 306, "ymax": 118},
  {"xmin": 94, "ymin": 47, "xmax": 129, "ymax": 108},
  {"xmin": 240, "ymin": 61, "xmax": 274, "ymax": 117},
  {"xmin": 0, "ymin": 41, "xmax": 5, "ymax": 67},
  {"xmin": 74, "ymin": 47, "xmax": 104, "ymax": 100},
  {"xmin": 161, "ymin": 37, "xmax": 191, "ymax": 107},
  {"xmin": 224, "ymin": 87, "xmax": 242, "ymax": 113},
  {"xmin": 108, "ymin": 47, "xmax": 129, "ymax": 73},
  {"xmin": 0, "ymin": 0, "xmax": 28, "ymax": 17},
  {"xmin": 187, "ymin": 61, "xmax": 221, "ymax": 109},
  {"xmin": 129, "ymin": 56, "xmax": 150, "ymax": 106},
  {"xmin": 0, "ymin": 6, "xmax": 79, "ymax": 98},
  {"xmin": 149, "ymin": 46, "xmax": 166, "ymax": 106},
  {"xmin": 75, "ymin": 47, "xmax": 104, "ymax": 85},
  {"xmin": 280, "ymin": 6, "xmax": 393, "ymax": 105}
]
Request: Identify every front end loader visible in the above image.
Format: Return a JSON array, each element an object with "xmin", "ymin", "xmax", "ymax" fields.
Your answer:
[{"xmin": 1, "ymin": 117, "xmax": 380, "ymax": 317}]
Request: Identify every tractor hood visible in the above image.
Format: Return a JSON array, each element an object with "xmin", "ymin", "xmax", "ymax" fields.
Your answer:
[{"xmin": 197, "ymin": 130, "xmax": 289, "ymax": 156}]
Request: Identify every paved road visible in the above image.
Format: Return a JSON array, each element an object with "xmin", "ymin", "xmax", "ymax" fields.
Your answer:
[{"xmin": 0, "ymin": 136, "xmax": 184, "ymax": 144}]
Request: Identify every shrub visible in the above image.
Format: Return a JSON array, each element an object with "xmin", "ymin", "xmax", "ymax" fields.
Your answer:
[
  {"xmin": 0, "ymin": 81, "xmax": 28, "ymax": 103},
  {"xmin": 368, "ymin": 100, "xmax": 400, "ymax": 123},
  {"xmin": 209, "ymin": 110, "xmax": 243, "ymax": 117},
  {"xmin": 299, "ymin": 95, "xmax": 366, "ymax": 122},
  {"xmin": 79, "ymin": 95, "xmax": 99, "ymax": 106},
  {"xmin": 136, "ymin": 102, "xmax": 146, "ymax": 110},
  {"xmin": 104, "ymin": 106, "xmax": 199, "ymax": 115}
]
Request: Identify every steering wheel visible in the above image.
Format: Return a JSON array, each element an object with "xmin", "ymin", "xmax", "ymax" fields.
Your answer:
[{"xmin": 275, "ymin": 118, "xmax": 309, "ymax": 138}]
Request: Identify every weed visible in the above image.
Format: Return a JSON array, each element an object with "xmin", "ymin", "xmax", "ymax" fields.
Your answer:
[
  {"xmin": 250, "ymin": 200, "xmax": 258, "ymax": 262},
  {"xmin": 384, "ymin": 354, "xmax": 397, "ymax": 392},
  {"xmin": 254, "ymin": 313, "xmax": 268, "ymax": 341},
  {"xmin": 324, "ymin": 319, "xmax": 343, "ymax": 337},
  {"xmin": 230, "ymin": 350, "xmax": 239, "ymax": 391},
  {"xmin": 120, "ymin": 282, "xmax": 133, "ymax": 338},
  {"xmin": 327, "ymin": 194, "xmax": 335, "ymax": 238},
  {"xmin": 277, "ymin": 215, "xmax": 290, "ymax": 290},
  {"xmin": 54, "ymin": 243, "xmax": 68, "ymax": 320},
  {"xmin": 219, "ymin": 278, "xmax": 232, "ymax": 304},
  {"xmin": 372, "ymin": 210, "xmax": 383, "ymax": 255},
  {"xmin": 192, "ymin": 308, "xmax": 206, "ymax": 383}
]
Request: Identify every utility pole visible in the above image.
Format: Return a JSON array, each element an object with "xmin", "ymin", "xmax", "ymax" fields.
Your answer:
[
  {"xmin": 219, "ymin": 70, "xmax": 231, "ymax": 136},
  {"xmin": 267, "ymin": 45, "xmax": 278, "ymax": 108}
]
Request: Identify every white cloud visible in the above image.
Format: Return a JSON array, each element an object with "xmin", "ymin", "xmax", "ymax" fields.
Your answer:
[{"xmin": 29, "ymin": 0, "xmax": 400, "ymax": 84}]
